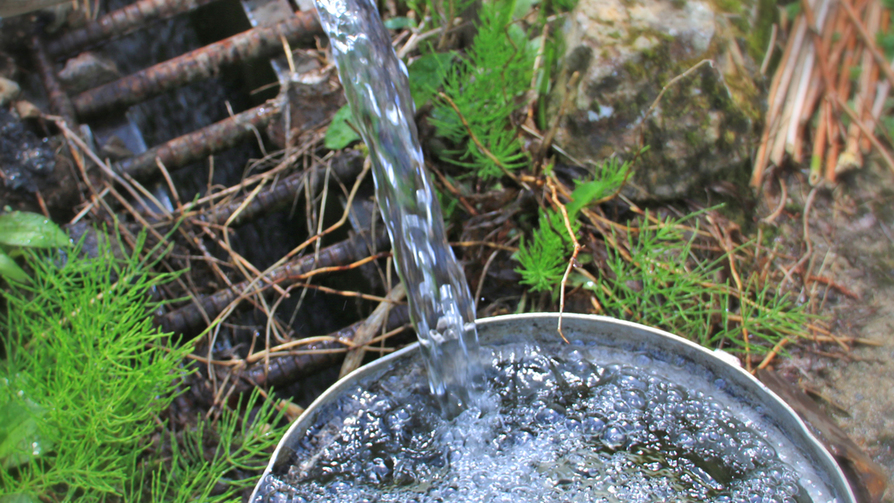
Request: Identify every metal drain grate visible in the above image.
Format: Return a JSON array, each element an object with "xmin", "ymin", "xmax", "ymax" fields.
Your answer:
[{"xmin": 13, "ymin": 0, "xmax": 411, "ymax": 405}]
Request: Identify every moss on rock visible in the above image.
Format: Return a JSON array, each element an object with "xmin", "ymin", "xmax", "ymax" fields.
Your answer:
[{"xmin": 549, "ymin": 0, "xmax": 766, "ymax": 201}]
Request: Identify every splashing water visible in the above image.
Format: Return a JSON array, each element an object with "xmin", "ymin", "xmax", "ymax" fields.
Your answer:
[
  {"xmin": 255, "ymin": 340, "xmax": 832, "ymax": 503},
  {"xmin": 314, "ymin": 0, "xmax": 481, "ymax": 413}
]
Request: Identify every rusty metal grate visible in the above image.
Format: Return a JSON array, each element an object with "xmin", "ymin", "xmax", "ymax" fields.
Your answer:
[{"xmin": 15, "ymin": 0, "xmax": 412, "ymax": 411}]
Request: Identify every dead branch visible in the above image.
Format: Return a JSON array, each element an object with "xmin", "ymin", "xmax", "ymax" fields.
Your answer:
[{"xmin": 156, "ymin": 230, "xmax": 390, "ymax": 335}]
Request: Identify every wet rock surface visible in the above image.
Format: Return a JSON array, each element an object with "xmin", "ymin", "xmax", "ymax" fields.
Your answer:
[
  {"xmin": 550, "ymin": 0, "xmax": 766, "ymax": 200},
  {"xmin": 0, "ymin": 108, "xmax": 79, "ymax": 215},
  {"xmin": 0, "ymin": 107, "xmax": 55, "ymax": 193}
]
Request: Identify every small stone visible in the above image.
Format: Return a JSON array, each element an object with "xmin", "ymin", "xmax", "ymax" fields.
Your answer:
[
  {"xmin": 58, "ymin": 52, "xmax": 120, "ymax": 93},
  {"xmin": 0, "ymin": 77, "xmax": 21, "ymax": 106},
  {"xmin": 14, "ymin": 100, "xmax": 40, "ymax": 119}
]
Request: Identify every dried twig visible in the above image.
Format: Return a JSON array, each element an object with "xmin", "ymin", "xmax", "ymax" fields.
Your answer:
[
  {"xmin": 547, "ymin": 177, "xmax": 580, "ymax": 344},
  {"xmin": 340, "ymin": 283, "xmax": 406, "ymax": 377}
]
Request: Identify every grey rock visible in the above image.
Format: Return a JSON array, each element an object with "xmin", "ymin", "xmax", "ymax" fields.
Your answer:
[
  {"xmin": 550, "ymin": 0, "xmax": 767, "ymax": 200},
  {"xmin": 58, "ymin": 52, "xmax": 121, "ymax": 94}
]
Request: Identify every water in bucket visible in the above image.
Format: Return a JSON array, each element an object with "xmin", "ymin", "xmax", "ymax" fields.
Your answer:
[{"xmin": 255, "ymin": 335, "xmax": 835, "ymax": 502}]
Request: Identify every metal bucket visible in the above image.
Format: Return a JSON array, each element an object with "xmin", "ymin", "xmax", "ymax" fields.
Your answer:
[{"xmin": 250, "ymin": 313, "xmax": 856, "ymax": 502}]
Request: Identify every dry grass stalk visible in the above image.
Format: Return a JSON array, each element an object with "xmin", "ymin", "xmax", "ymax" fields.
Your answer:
[
  {"xmin": 753, "ymin": 0, "xmax": 894, "ymax": 187},
  {"xmin": 339, "ymin": 283, "xmax": 406, "ymax": 377}
]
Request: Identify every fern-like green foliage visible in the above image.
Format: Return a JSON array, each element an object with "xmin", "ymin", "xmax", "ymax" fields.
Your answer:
[
  {"xmin": 430, "ymin": 0, "xmax": 535, "ymax": 180},
  {"xmin": 515, "ymin": 158, "xmax": 631, "ymax": 292},
  {"xmin": 0, "ymin": 233, "xmax": 188, "ymax": 501},
  {"xmin": 126, "ymin": 390, "xmax": 286, "ymax": 503},
  {"xmin": 516, "ymin": 211, "xmax": 577, "ymax": 292},
  {"xmin": 585, "ymin": 211, "xmax": 810, "ymax": 354},
  {"xmin": 594, "ymin": 212, "xmax": 722, "ymax": 339},
  {"xmin": 0, "ymin": 232, "xmax": 285, "ymax": 502}
]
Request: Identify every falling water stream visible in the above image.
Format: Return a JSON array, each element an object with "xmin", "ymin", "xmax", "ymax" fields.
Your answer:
[{"xmin": 313, "ymin": 0, "xmax": 481, "ymax": 413}]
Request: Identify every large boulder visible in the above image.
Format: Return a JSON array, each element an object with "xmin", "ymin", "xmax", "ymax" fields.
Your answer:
[{"xmin": 550, "ymin": 0, "xmax": 770, "ymax": 200}]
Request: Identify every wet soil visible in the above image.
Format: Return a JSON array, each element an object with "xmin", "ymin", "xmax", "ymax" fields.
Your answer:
[{"xmin": 766, "ymin": 161, "xmax": 894, "ymax": 502}]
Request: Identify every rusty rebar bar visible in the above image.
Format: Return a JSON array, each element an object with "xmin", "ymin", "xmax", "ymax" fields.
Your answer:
[
  {"xmin": 71, "ymin": 11, "xmax": 322, "ymax": 118},
  {"xmin": 236, "ymin": 304, "xmax": 410, "ymax": 391},
  {"xmin": 116, "ymin": 101, "xmax": 280, "ymax": 180},
  {"xmin": 203, "ymin": 150, "xmax": 365, "ymax": 226},
  {"xmin": 31, "ymin": 36, "xmax": 77, "ymax": 125},
  {"xmin": 157, "ymin": 229, "xmax": 389, "ymax": 335},
  {"xmin": 46, "ymin": 0, "xmax": 220, "ymax": 57}
]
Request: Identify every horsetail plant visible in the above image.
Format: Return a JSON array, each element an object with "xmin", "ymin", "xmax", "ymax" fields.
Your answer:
[{"xmin": 0, "ymin": 230, "xmax": 285, "ymax": 502}]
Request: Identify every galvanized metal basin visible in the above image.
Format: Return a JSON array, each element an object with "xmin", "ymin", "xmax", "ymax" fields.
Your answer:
[{"xmin": 251, "ymin": 313, "xmax": 856, "ymax": 502}]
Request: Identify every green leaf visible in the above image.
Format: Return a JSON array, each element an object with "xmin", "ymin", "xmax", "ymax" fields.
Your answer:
[
  {"xmin": 384, "ymin": 16, "xmax": 416, "ymax": 29},
  {"xmin": 0, "ymin": 249, "xmax": 30, "ymax": 283},
  {"xmin": 506, "ymin": 23, "xmax": 528, "ymax": 48},
  {"xmin": 0, "ymin": 398, "xmax": 46, "ymax": 469},
  {"xmin": 408, "ymin": 52, "xmax": 454, "ymax": 108},
  {"xmin": 784, "ymin": 2, "xmax": 801, "ymax": 19},
  {"xmin": 325, "ymin": 105, "xmax": 361, "ymax": 150},
  {"xmin": 0, "ymin": 212, "xmax": 69, "ymax": 248},
  {"xmin": 566, "ymin": 157, "xmax": 630, "ymax": 217}
]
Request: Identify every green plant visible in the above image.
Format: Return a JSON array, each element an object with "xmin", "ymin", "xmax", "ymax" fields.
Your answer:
[
  {"xmin": 589, "ymin": 211, "xmax": 725, "ymax": 342},
  {"xmin": 0, "ymin": 211, "xmax": 70, "ymax": 283},
  {"xmin": 325, "ymin": 105, "xmax": 361, "ymax": 150},
  {"xmin": 125, "ymin": 390, "xmax": 286, "ymax": 503},
  {"xmin": 515, "ymin": 157, "xmax": 631, "ymax": 292},
  {"xmin": 584, "ymin": 211, "xmax": 811, "ymax": 355},
  {"xmin": 429, "ymin": 0, "xmax": 536, "ymax": 180},
  {"xmin": 516, "ymin": 210, "xmax": 578, "ymax": 292},
  {"xmin": 0, "ymin": 231, "xmax": 285, "ymax": 502}
]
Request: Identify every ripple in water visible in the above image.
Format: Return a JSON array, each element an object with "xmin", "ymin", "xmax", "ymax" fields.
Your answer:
[{"xmin": 256, "ymin": 341, "xmax": 831, "ymax": 503}]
